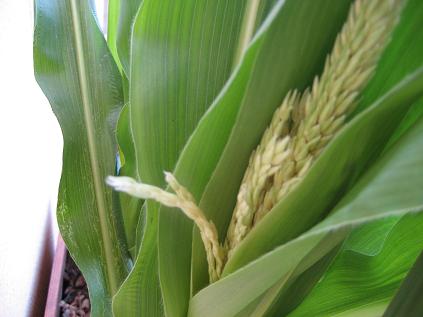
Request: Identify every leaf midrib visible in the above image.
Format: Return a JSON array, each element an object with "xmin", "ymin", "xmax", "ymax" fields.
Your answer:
[
  {"xmin": 69, "ymin": 0, "xmax": 118, "ymax": 294},
  {"xmin": 233, "ymin": 0, "xmax": 261, "ymax": 67}
]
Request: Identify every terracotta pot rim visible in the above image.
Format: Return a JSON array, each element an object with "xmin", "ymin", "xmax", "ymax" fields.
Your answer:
[{"xmin": 44, "ymin": 235, "xmax": 67, "ymax": 317}]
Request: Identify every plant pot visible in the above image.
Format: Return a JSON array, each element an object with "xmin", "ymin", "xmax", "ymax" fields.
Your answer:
[
  {"xmin": 44, "ymin": 235, "xmax": 91, "ymax": 317},
  {"xmin": 44, "ymin": 235, "xmax": 67, "ymax": 317}
]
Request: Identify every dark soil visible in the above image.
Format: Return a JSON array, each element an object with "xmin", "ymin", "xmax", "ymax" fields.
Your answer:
[{"xmin": 60, "ymin": 255, "xmax": 90, "ymax": 317}]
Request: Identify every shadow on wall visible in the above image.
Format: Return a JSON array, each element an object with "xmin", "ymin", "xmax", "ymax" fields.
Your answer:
[
  {"xmin": 30, "ymin": 206, "xmax": 55, "ymax": 317},
  {"xmin": 0, "ymin": 0, "xmax": 62, "ymax": 316}
]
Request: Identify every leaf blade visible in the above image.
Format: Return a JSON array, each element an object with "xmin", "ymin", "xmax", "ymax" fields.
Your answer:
[
  {"xmin": 383, "ymin": 251, "xmax": 423, "ymax": 317},
  {"xmin": 188, "ymin": 68, "xmax": 423, "ymax": 317},
  {"xmin": 224, "ymin": 67, "xmax": 423, "ymax": 274},
  {"xmin": 34, "ymin": 0, "xmax": 129, "ymax": 315},
  {"xmin": 290, "ymin": 214, "xmax": 423, "ymax": 317},
  {"xmin": 127, "ymin": 1, "xmax": 250, "ymax": 315},
  {"xmin": 192, "ymin": 0, "xmax": 354, "ymax": 291}
]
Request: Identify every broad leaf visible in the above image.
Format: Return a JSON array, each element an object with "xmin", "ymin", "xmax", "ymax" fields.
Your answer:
[
  {"xmin": 356, "ymin": 0, "xmax": 423, "ymax": 113},
  {"xmin": 130, "ymin": 0, "xmax": 250, "ymax": 187},
  {"xmin": 147, "ymin": 1, "xmax": 354, "ymax": 314},
  {"xmin": 224, "ymin": 68, "xmax": 423, "ymax": 274},
  {"xmin": 127, "ymin": 1, "xmax": 250, "ymax": 316},
  {"xmin": 259, "ymin": 1, "xmax": 423, "ymax": 310},
  {"xmin": 112, "ymin": 201, "xmax": 163, "ymax": 317},
  {"xmin": 33, "ymin": 0, "xmax": 129, "ymax": 315},
  {"xmin": 191, "ymin": 0, "xmax": 353, "ymax": 292},
  {"xmin": 290, "ymin": 214, "xmax": 423, "ymax": 317},
  {"xmin": 188, "ymin": 68, "xmax": 423, "ymax": 317},
  {"xmin": 383, "ymin": 251, "xmax": 423, "ymax": 317},
  {"xmin": 253, "ymin": 245, "xmax": 342, "ymax": 317}
]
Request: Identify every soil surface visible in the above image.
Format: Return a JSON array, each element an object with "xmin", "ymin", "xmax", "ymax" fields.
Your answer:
[{"xmin": 60, "ymin": 255, "xmax": 90, "ymax": 317}]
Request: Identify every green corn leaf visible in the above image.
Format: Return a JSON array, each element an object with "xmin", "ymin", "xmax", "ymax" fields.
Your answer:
[
  {"xmin": 265, "ymin": 218, "xmax": 399, "ymax": 316},
  {"xmin": 251, "ymin": 245, "xmax": 343, "ymax": 317},
  {"xmin": 191, "ymin": 0, "xmax": 353, "ymax": 293},
  {"xmin": 355, "ymin": 0, "xmax": 423, "ymax": 114},
  {"xmin": 383, "ymin": 251, "xmax": 423, "ymax": 317},
  {"xmin": 340, "ymin": 218, "xmax": 400, "ymax": 256},
  {"xmin": 107, "ymin": 0, "xmax": 122, "ymax": 72},
  {"xmin": 122, "ymin": 1, "xmax": 251, "ymax": 316},
  {"xmin": 289, "ymin": 214, "xmax": 423, "ymax": 317},
  {"xmin": 110, "ymin": 0, "xmax": 143, "ymax": 260},
  {"xmin": 130, "ymin": 0, "xmax": 249, "ymax": 187},
  {"xmin": 353, "ymin": 0, "xmax": 423, "ymax": 150},
  {"xmin": 145, "ymin": 2, "xmax": 354, "ymax": 315},
  {"xmin": 161, "ymin": 33, "xmax": 265, "ymax": 314},
  {"xmin": 258, "ymin": 247, "xmax": 348, "ymax": 317},
  {"xmin": 33, "ymin": 0, "xmax": 130, "ymax": 315},
  {"xmin": 109, "ymin": 0, "xmax": 143, "ymax": 259},
  {"xmin": 116, "ymin": 104, "xmax": 141, "ymax": 259},
  {"xmin": 257, "ymin": 1, "xmax": 423, "ymax": 310},
  {"xmin": 188, "ymin": 67, "xmax": 423, "ymax": 317},
  {"xmin": 269, "ymin": 106, "xmax": 423, "ymax": 317},
  {"xmin": 190, "ymin": 230, "xmax": 347, "ymax": 317},
  {"xmin": 224, "ymin": 67, "xmax": 423, "ymax": 274},
  {"xmin": 116, "ymin": 0, "xmax": 142, "ymax": 77},
  {"xmin": 135, "ymin": 202, "xmax": 147, "ymax": 253},
  {"xmin": 112, "ymin": 200, "xmax": 163, "ymax": 317},
  {"xmin": 34, "ymin": 0, "xmax": 423, "ymax": 316}
]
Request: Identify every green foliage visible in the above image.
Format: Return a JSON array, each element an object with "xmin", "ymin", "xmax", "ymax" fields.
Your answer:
[
  {"xmin": 34, "ymin": 0, "xmax": 423, "ymax": 316},
  {"xmin": 383, "ymin": 250, "xmax": 423, "ymax": 317},
  {"xmin": 34, "ymin": 1, "xmax": 130, "ymax": 316}
]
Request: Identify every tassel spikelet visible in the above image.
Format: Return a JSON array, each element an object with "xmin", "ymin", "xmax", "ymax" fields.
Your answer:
[
  {"xmin": 106, "ymin": 175, "xmax": 225, "ymax": 282},
  {"xmin": 107, "ymin": 0, "xmax": 402, "ymax": 282},
  {"xmin": 226, "ymin": 0, "xmax": 401, "ymax": 253},
  {"xmin": 225, "ymin": 91, "xmax": 298, "ymax": 252}
]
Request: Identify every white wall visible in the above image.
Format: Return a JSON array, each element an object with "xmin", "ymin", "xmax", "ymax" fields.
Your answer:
[{"xmin": 0, "ymin": 0, "xmax": 62, "ymax": 316}]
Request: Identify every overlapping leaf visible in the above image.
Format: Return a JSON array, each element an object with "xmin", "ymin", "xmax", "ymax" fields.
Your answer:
[
  {"xmin": 224, "ymin": 68, "xmax": 423, "ymax": 276},
  {"xmin": 119, "ymin": 1, "xmax": 251, "ymax": 316},
  {"xmin": 119, "ymin": 0, "xmax": 142, "ymax": 76},
  {"xmin": 259, "ymin": 1, "xmax": 423, "ymax": 312},
  {"xmin": 188, "ymin": 67, "xmax": 423, "ymax": 317},
  {"xmin": 115, "ymin": 104, "xmax": 141, "ymax": 258},
  {"xmin": 34, "ymin": 1, "xmax": 129, "ymax": 315},
  {"xmin": 191, "ymin": 0, "xmax": 354, "ymax": 294},
  {"xmin": 288, "ymin": 214, "xmax": 423, "ymax": 317},
  {"xmin": 108, "ymin": 0, "xmax": 143, "ymax": 258},
  {"xmin": 383, "ymin": 251, "xmax": 423, "ymax": 317},
  {"xmin": 35, "ymin": 0, "xmax": 423, "ymax": 316}
]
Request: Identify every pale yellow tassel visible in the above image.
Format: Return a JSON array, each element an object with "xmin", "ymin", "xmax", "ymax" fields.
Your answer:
[
  {"xmin": 108, "ymin": 0, "xmax": 403, "ymax": 280},
  {"xmin": 225, "ymin": 91, "xmax": 298, "ymax": 253},
  {"xmin": 227, "ymin": 0, "xmax": 402, "ymax": 254},
  {"xmin": 106, "ymin": 174, "xmax": 225, "ymax": 282}
]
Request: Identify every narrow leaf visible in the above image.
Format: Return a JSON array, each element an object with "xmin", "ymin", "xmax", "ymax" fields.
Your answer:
[
  {"xmin": 116, "ymin": 0, "xmax": 142, "ymax": 76},
  {"xmin": 116, "ymin": 104, "xmax": 141, "ymax": 258},
  {"xmin": 107, "ymin": 0, "xmax": 122, "ymax": 71}
]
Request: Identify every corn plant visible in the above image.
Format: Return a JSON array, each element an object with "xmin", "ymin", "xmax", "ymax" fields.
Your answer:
[{"xmin": 34, "ymin": 0, "xmax": 423, "ymax": 316}]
